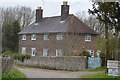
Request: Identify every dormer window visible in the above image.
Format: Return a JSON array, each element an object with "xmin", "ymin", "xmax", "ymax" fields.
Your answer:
[
  {"xmin": 44, "ymin": 34, "xmax": 49, "ymax": 40},
  {"xmin": 31, "ymin": 34, "xmax": 37, "ymax": 40},
  {"xmin": 22, "ymin": 35, "xmax": 26, "ymax": 40},
  {"xmin": 56, "ymin": 34, "xmax": 63, "ymax": 40},
  {"xmin": 85, "ymin": 34, "xmax": 91, "ymax": 42}
]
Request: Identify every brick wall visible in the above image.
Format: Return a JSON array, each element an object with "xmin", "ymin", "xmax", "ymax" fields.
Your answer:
[
  {"xmin": 15, "ymin": 56, "xmax": 87, "ymax": 70},
  {"xmin": 19, "ymin": 33, "xmax": 98, "ymax": 56}
]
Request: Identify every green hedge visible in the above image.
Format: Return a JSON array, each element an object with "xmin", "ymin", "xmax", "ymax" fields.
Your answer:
[{"xmin": 13, "ymin": 54, "xmax": 31, "ymax": 62}]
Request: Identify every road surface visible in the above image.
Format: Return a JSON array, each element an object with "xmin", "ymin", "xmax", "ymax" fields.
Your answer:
[{"xmin": 17, "ymin": 67, "xmax": 104, "ymax": 78}]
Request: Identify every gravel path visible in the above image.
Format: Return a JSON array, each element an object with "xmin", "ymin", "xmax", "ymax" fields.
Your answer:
[{"xmin": 17, "ymin": 67, "xmax": 104, "ymax": 78}]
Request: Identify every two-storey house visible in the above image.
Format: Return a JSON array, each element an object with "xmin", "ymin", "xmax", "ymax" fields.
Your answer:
[{"xmin": 18, "ymin": 1, "xmax": 98, "ymax": 57}]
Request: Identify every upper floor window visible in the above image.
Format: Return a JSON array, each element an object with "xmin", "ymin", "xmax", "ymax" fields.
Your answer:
[
  {"xmin": 22, "ymin": 47, "xmax": 26, "ymax": 54},
  {"xmin": 43, "ymin": 49, "xmax": 49, "ymax": 56},
  {"xmin": 44, "ymin": 34, "xmax": 49, "ymax": 40},
  {"xmin": 31, "ymin": 48, "xmax": 37, "ymax": 56},
  {"xmin": 56, "ymin": 34, "xmax": 63, "ymax": 40},
  {"xmin": 85, "ymin": 34, "xmax": 91, "ymax": 42},
  {"xmin": 56, "ymin": 49, "xmax": 63, "ymax": 56},
  {"xmin": 31, "ymin": 34, "xmax": 37, "ymax": 40},
  {"xmin": 22, "ymin": 35, "xmax": 26, "ymax": 40}
]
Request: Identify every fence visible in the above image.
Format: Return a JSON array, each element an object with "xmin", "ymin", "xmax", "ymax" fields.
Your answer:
[{"xmin": 88, "ymin": 57, "xmax": 102, "ymax": 68}]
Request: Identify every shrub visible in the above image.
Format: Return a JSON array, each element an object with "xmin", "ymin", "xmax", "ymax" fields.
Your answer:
[
  {"xmin": 2, "ymin": 50, "xmax": 13, "ymax": 57},
  {"xmin": 13, "ymin": 54, "xmax": 31, "ymax": 62},
  {"xmin": 79, "ymin": 50, "xmax": 91, "ymax": 57}
]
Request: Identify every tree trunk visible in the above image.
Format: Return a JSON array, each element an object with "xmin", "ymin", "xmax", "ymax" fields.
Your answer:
[
  {"xmin": 105, "ymin": 23, "xmax": 109, "ymax": 66},
  {"xmin": 115, "ymin": 30, "xmax": 119, "ymax": 60},
  {"xmin": 105, "ymin": 23, "xmax": 109, "ymax": 73}
]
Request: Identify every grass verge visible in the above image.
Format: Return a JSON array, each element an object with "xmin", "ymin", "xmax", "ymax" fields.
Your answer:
[
  {"xmin": 17, "ymin": 65, "xmax": 106, "ymax": 72},
  {"xmin": 2, "ymin": 69, "xmax": 27, "ymax": 80},
  {"xmin": 87, "ymin": 67, "xmax": 106, "ymax": 71},
  {"xmin": 16, "ymin": 65, "xmax": 77, "ymax": 71},
  {"xmin": 81, "ymin": 72, "xmax": 120, "ymax": 80}
]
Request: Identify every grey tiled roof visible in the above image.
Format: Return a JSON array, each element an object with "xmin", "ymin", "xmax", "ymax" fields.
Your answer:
[{"xmin": 18, "ymin": 14, "xmax": 98, "ymax": 35}]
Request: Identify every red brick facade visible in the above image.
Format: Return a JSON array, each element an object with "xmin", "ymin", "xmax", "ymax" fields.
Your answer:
[{"xmin": 19, "ymin": 33, "xmax": 98, "ymax": 57}]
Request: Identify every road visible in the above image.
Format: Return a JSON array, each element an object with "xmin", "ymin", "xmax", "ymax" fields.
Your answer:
[{"xmin": 17, "ymin": 67, "xmax": 104, "ymax": 78}]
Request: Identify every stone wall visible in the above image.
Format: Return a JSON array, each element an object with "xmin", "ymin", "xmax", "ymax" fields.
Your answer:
[
  {"xmin": 2, "ymin": 57, "xmax": 13, "ymax": 73},
  {"xmin": 15, "ymin": 56, "xmax": 87, "ymax": 70}
]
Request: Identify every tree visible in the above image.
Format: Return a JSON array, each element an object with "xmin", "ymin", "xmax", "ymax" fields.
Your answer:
[
  {"xmin": 88, "ymin": 2, "xmax": 120, "ymax": 62},
  {"xmin": 1, "ymin": 6, "xmax": 35, "ymax": 30},
  {"xmin": 76, "ymin": 11, "xmax": 105, "ymax": 36},
  {"xmin": 2, "ymin": 20, "xmax": 20, "ymax": 52},
  {"xmin": 0, "ymin": 6, "xmax": 35, "ymax": 53}
]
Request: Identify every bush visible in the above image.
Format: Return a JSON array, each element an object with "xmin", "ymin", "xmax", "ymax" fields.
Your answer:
[
  {"xmin": 2, "ymin": 69, "xmax": 27, "ymax": 79},
  {"xmin": 13, "ymin": 54, "xmax": 31, "ymax": 62},
  {"xmin": 79, "ymin": 50, "xmax": 91, "ymax": 57},
  {"xmin": 2, "ymin": 50, "xmax": 13, "ymax": 57}
]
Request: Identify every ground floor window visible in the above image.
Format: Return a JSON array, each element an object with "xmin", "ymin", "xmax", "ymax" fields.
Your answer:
[
  {"xmin": 31, "ymin": 48, "xmax": 37, "ymax": 56},
  {"xmin": 43, "ymin": 49, "xmax": 49, "ymax": 56},
  {"xmin": 86, "ymin": 50, "xmax": 94, "ymax": 57},
  {"xmin": 56, "ymin": 49, "xmax": 63, "ymax": 56},
  {"xmin": 22, "ymin": 47, "xmax": 26, "ymax": 54}
]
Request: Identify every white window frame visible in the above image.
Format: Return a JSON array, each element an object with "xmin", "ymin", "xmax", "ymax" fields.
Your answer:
[
  {"xmin": 44, "ymin": 34, "xmax": 49, "ymax": 40},
  {"xmin": 22, "ymin": 47, "xmax": 26, "ymax": 54},
  {"xmin": 31, "ymin": 34, "xmax": 37, "ymax": 40},
  {"xmin": 85, "ymin": 34, "xmax": 91, "ymax": 42},
  {"xmin": 56, "ymin": 49, "xmax": 63, "ymax": 56},
  {"xmin": 56, "ymin": 34, "xmax": 63, "ymax": 40},
  {"xmin": 22, "ymin": 35, "xmax": 26, "ymax": 40},
  {"xmin": 86, "ymin": 50, "xmax": 94, "ymax": 57},
  {"xmin": 31, "ymin": 48, "xmax": 37, "ymax": 56},
  {"xmin": 43, "ymin": 49, "xmax": 49, "ymax": 56}
]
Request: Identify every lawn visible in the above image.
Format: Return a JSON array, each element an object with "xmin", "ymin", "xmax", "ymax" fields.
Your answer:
[
  {"xmin": 2, "ymin": 69, "xmax": 27, "ymax": 80},
  {"xmin": 81, "ymin": 72, "xmax": 120, "ymax": 80},
  {"xmin": 88, "ymin": 67, "xmax": 106, "ymax": 71}
]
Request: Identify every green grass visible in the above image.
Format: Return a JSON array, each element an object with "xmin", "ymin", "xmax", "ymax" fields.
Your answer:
[
  {"xmin": 88, "ymin": 67, "xmax": 106, "ymax": 71},
  {"xmin": 2, "ymin": 69, "xmax": 27, "ymax": 80},
  {"xmin": 81, "ymin": 72, "xmax": 120, "ymax": 80}
]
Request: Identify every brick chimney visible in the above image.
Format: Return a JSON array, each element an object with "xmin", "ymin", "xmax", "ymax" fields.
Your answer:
[
  {"xmin": 36, "ymin": 7, "xmax": 43, "ymax": 23},
  {"xmin": 61, "ymin": 1, "xmax": 69, "ymax": 21}
]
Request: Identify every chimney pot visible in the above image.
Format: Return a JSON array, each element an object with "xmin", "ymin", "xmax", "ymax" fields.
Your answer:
[
  {"xmin": 37, "ymin": 7, "xmax": 42, "ymax": 10},
  {"xmin": 63, "ymin": 1, "xmax": 68, "ymax": 5}
]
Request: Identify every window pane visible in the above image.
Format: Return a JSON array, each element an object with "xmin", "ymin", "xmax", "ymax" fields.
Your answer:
[
  {"xmin": 85, "ymin": 34, "xmax": 91, "ymax": 41},
  {"xmin": 31, "ymin": 34, "xmax": 37, "ymax": 40},
  {"xmin": 43, "ymin": 49, "xmax": 48, "ymax": 56},
  {"xmin": 32, "ymin": 48, "xmax": 36, "ymax": 56},
  {"xmin": 44, "ymin": 34, "xmax": 49, "ymax": 40},
  {"xmin": 56, "ymin": 49, "xmax": 63, "ymax": 56},
  {"xmin": 22, "ymin": 35, "xmax": 26, "ymax": 40},
  {"xmin": 56, "ymin": 34, "xmax": 63, "ymax": 40},
  {"xmin": 22, "ymin": 47, "xmax": 26, "ymax": 54}
]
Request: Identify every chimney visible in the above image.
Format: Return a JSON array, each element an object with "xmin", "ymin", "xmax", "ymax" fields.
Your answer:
[
  {"xmin": 61, "ymin": 1, "xmax": 69, "ymax": 21},
  {"xmin": 36, "ymin": 7, "xmax": 43, "ymax": 23}
]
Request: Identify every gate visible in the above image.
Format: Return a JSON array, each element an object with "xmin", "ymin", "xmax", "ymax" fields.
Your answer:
[{"xmin": 88, "ymin": 57, "xmax": 102, "ymax": 68}]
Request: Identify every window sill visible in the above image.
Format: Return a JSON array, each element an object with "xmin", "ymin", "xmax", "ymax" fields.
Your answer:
[
  {"xmin": 44, "ymin": 39, "xmax": 49, "ymax": 40},
  {"xmin": 57, "ymin": 39, "xmax": 63, "ymax": 40},
  {"xmin": 31, "ymin": 39, "xmax": 36, "ymax": 41},
  {"xmin": 85, "ymin": 40, "xmax": 91, "ymax": 42}
]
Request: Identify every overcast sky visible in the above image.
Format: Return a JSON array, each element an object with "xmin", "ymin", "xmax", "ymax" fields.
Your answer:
[{"xmin": 0, "ymin": 0, "xmax": 93, "ymax": 17}]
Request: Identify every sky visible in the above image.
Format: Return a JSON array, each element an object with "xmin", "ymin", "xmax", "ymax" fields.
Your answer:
[{"xmin": 0, "ymin": 0, "xmax": 93, "ymax": 17}]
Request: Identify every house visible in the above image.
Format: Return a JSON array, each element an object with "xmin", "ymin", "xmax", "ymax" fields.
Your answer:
[{"xmin": 18, "ymin": 1, "xmax": 98, "ymax": 57}]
